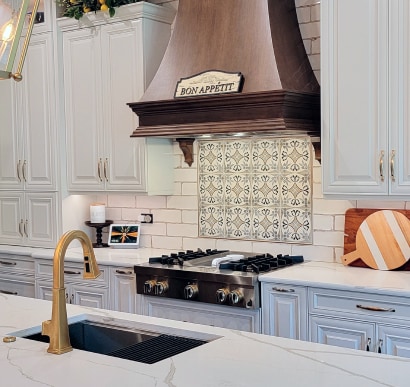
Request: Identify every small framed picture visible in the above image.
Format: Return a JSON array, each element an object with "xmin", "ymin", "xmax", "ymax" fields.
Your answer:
[{"xmin": 108, "ymin": 224, "xmax": 140, "ymax": 248}]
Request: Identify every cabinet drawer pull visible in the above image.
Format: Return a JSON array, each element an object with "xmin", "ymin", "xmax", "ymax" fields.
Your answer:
[
  {"xmin": 116, "ymin": 269, "xmax": 133, "ymax": 275},
  {"xmin": 356, "ymin": 304, "xmax": 395, "ymax": 312},
  {"xmin": 379, "ymin": 151, "xmax": 385, "ymax": 181},
  {"xmin": 366, "ymin": 338, "xmax": 371, "ymax": 351},
  {"xmin": 64, "ymin": 270, "xmax": 81, "ymax": 275},
  {"xmin": 97, "ymin": 158, "xmax": 103, "ymax": 182},
  {"xmin": 19, "ymin": 220, "xmax": 24, "ymax": 237},
  {"xmin": 378, "ymin": 339, "xmax": 383, "ymax": 353},
  {"xmin": 24, "ymin": 220, "xmax": 28, "ymax": 237},
  {"xmin": 104, "ymin": 158, "xmax": 108, "ymax": 182},
  {"xmin": 17, "ymin": 160, "xmax": 22, "ymax": 182},
  {"xmin": 390, "ymin": 150, "xmax": 396, "ymax": 182},
  {"xmin": 0, "ymin": 289, "xmax": 18, "ymax": 295},
  {"xmin": 272, "ymin": 287, "xmax": 295, "ymax": 293},
  {"xmin": 0, "ymin": 260, "xmax": 17, "ymax": 266},
  {"xmin": 22, "ymin": 160, "xmax": 27, "ymax": 182}
]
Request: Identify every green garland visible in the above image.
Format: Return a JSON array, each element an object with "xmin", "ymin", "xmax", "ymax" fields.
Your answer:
[{"xmin": 57, "ymin": 0, "xmax": 142, "ymax": 20}]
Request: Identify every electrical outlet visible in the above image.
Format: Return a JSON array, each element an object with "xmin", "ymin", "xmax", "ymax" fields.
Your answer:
[{"xmin": 141, "ymin": 213, "xmax": 153, "ymax": 224}]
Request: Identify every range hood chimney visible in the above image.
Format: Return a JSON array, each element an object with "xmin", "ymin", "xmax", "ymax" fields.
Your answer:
[{"xmin": 128, "ymin": 0, "xmax": 320, "ymax": 165}]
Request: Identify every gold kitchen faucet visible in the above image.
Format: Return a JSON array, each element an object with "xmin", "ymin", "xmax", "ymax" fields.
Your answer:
[{"xmin": 41, "ymin": 230, "xmax": 100, "ymax": 354}]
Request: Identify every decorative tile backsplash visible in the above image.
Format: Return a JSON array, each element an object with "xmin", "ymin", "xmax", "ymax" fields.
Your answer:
[{"xmin": 198, "ymin": 137, "xmax": 313, "ymax": 243}]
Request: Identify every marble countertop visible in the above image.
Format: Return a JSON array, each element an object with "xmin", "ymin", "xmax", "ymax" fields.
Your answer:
[
  {"xmin": 0, "ymin": 245, "xmax": 177, "ymax": 267},
  {"xmin": 259, "ymin": 261, "xmax": 410, "ymax": 297},
  {"xmin": 2, "ymin": 294, "xmax": 410, "ymax": 387}
]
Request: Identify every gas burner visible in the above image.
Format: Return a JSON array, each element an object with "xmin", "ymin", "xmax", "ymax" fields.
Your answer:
[
  {"xmin": 218, "ymin": 254, "xmax": 304, "ymax": 273},
  {"xmin": 149, "ymin": 248, "xmax": 228, "ymax": 265}
]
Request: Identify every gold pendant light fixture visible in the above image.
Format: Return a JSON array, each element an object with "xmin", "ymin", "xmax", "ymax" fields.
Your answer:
[{"xmin": 0, "ymin": 0, "xmax": 40, "ymax": 81}]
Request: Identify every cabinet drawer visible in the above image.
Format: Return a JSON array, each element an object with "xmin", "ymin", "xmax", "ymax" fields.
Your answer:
[
  {"xmin": 0, "ymin": 255, "xmax": 35, "ymax": 273},
  {"xmin": 35, "ymin": 259, "xmax": 108, "ymax": 283},
  {"xmin": 310, "ymin": 288, "xmax": 410, "ymax": 321},
  {"xmin": 0, "ymin": 275, "xmax": 35, "ymax": 298}
]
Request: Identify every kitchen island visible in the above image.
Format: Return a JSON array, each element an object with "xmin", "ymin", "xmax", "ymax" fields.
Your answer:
[{"xmin": 1, "ymin": 294, "xmax": 409, "ymax": 386}]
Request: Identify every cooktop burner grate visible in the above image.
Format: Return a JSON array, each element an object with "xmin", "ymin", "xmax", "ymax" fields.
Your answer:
[
  {"xmin": 149, "ymin": 248, "xmax": 228, "ymax": 265},
  {"xmin": 108, "ymin": 334, "xmax": 207, "ymax": 364}
]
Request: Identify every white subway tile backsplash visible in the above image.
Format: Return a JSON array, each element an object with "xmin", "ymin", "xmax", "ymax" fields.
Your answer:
[
  {"xmin": 152, "ymin": 235, "xmax": 183, "ymax": 250},
  {"xmin": 108, "ymin": 195, "xmax": 136, "ymax": 208},
  {"xmin": 136, "ymin": 195, "xmax": 167, "ymax": 209},
  {"xmin": 174, "ymin": 167, "xmax": 198, "ymax": 183},
  {"xmin": 167, "ymin": 223, "xmax": 198, "ymax": 238},
  {"xmin": 313, "ymin": 198, "xmax": 354, "ymax": 215},
  {"xmin": 313, "ymin": 230, "xmax": 344, "ymax": 248},
  {"xmin": 297, "ymin": 7, "xmax": 311, "ymax": 23},
  {"xmin": 356, "ymin": 200, "xmax": 405, "ymax": 209},
  {"xmin": 182, "ymin": 210, "xmax": 199, "ymax": 224},
  {"xmin": 313, "ymin": 214, "xmax": 333, "ymax": 231},
  {"xmin": 334, "ymin": 215, "xmax": 345, "ymax": 231},
  {"xmin": 167, "ymin": 195, "xmax": 198, "ymax": 210},
  {"xmin": 292, "ymin": 244, "xmax": 335, "ymax": 263},
  {"xmin": 153, "ymin": 209, "xmax": 182, "ymax": 223},
  {"xmin": 298, "ymin": 21, "xmax": 320, "ymax": 40},
  {"xmin": 182, "ymin": 182, "xmax": 198, "ymax": 195}
]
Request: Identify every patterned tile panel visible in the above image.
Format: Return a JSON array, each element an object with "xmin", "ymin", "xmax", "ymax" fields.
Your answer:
[{"xmin": 198, "ymin": 137, "xmax": 313, "ymax": 243}]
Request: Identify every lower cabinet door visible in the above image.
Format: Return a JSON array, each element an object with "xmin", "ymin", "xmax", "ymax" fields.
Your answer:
[
  {"xmin": 378, "ymin": 325, "xmax": 410, "ymax": 358},
  {"xmin": 310, "ymin": 315, "xmax": 375, "ymax": 351},
  {"xmin": 261, "ymin": 283, "xmax": 308, "ymax": 340},
  {"xmin": 110, "ymin": 267, "xmax": 136, "ymax": 313},
  {"xmin": 71, "ymin": 284, "xmax": 109, "ymax": 309},
  {"xmin": 141, "ymin": 296, "xmax": 261, "ymax": 333}
]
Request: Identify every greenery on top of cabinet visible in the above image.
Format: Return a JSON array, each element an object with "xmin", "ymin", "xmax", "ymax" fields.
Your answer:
[{"xmin": 57, "ymin": 0, "xmax": 142, "ymax": 19}]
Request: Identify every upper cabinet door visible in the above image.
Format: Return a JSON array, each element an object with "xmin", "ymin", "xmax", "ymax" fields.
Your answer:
[
  {"xmin": 389, "ymin": 0, "xmax": 410, "ymax": 194},
  {"xmin": 321, "ymin": 0, "xmax": 389, "ymax": 196},
  {"xmin": 63, "ymin": 27, "xmax": 105, "ymax": 191}
]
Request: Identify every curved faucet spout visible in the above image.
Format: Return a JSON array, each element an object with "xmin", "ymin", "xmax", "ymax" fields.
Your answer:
[{"xmin": 42, "ymin": 230, "xmax": 101, "ymax": 354}]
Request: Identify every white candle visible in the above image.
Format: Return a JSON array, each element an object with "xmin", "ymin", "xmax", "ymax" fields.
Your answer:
[{"xmin": 90, "ymin": 203, "xmax": 106, "ymax": 223}]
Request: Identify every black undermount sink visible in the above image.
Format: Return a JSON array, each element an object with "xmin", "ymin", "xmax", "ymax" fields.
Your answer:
[{"xmin": 21, "ymin": 319, "xmax": 213, "ymax": 364}]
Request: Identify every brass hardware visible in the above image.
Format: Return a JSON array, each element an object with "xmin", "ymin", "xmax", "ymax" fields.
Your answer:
[
  {"xmin": 379, "ymin": 150, "xmax": 385, "ymax": 182},
  {"xmin": 24, "ymin": 220, "xmax": 28, "ymax": 237},
  {"xmin": 22, "ymin": 160, "xmax": 27, "ymax": 182},
  {"xmin": 104, "ymin": 158, "xmax": 108, "ymax": 181},
  {"xmin": 97, "ymin": 158, "xmax": 102, "ymax": 181},
  {"xmin": 17, "ymin": 160, "xmax": 21, "ymax": 182},
  {"xmin": 41, "ymin": 230, "xmax": 100, "ymax": 355},
  {"xmin": 18, "ymin": 219, "xmax": 24, "ymax": 237},
  {"xmin": 378, "ymin": 339, "xmax": 383, "ymax": 353},
  {"xmin": 356, "ymin": 304, "xmax": 395, "ymax": 312},
  {"xmin": 390, "ymin": 150, "xmax": 396, "ymax": 182},
  {"xmin": 3, "ymin": 336, "xmax": 16, "ymax": 343}
]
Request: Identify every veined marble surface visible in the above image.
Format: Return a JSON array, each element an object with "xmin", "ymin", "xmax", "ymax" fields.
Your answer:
[
  {"xmin": 1, "ymin": 295, "xmax": 410, "ymax": 387},
  {"xmin": 259, "ymin": 261, "xmax": 410, "ymax": 297},
  {"xmin": 0, "ymin": 245, "xmax": 177, "ymax": 267}
]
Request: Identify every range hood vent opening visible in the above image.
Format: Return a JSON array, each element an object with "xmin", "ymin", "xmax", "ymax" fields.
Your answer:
[{"xmin": 128, "ymin": 0, "xmax": 320, "ymax": 165}]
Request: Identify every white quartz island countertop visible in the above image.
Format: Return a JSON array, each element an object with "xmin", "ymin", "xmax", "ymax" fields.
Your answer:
[
  {"xmin": 1, "ymin": 295, "xmax": 410, "ymax": 386},
  {"xmin": 258, "ymin": 260, "xmax": 410, "ymax": 296}
]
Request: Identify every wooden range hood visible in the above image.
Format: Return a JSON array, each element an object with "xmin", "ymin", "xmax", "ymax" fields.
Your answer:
[{"xmin": 128, "ymin": 0, "xmax": 320, "ymax": 166}]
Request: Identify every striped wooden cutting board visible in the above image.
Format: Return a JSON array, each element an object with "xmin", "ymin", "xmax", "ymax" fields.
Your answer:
[{"xmin": 341, "ymin": 210, "xmax": 410, "ymax": 270}]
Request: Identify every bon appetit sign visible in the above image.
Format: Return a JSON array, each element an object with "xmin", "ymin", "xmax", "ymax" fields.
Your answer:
[{"xmin": 174, "ymin": 70, "xmax": 244, "ymax": 98}]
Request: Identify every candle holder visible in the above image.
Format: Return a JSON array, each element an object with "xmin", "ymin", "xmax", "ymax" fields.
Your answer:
[{"xmin": 85, "ymin": 220, "xmax": 113, "ymax": 248}]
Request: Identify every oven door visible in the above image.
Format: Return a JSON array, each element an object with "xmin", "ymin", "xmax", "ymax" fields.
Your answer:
[{"xmin": 137, "ymin": 295, "xmax": 261, "ymax": 333}]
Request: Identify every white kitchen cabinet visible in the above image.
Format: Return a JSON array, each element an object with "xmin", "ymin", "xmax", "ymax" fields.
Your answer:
[
  {"xmin": 0, "ymin": 192, "xmax": 57, "ymax": 247},
  {"xmin": 321, "ymin": 0, "xmax": 410, "ymax": 196},
  {"xmin": 35, "ymin": 259, "xmax": 110, "ymax": 309},
  {"xmin": 140, "ymin": 295, "xmax": 261, "ymax": 333},
  {"xmin": 0, "ymin": 33, "xmax": 58, "ymax": 192},
  {"xmin": 109, "ymin": 266, "xmax": 136, "ymax": 313},
  {"xmin": 309, "ymin": 287, "xmax": 410, "ymax": 357},
  {"xmin": 261, "ymin": 282, "xmax": 308, "ymax": 340},
  {"xmin": 59, "ymin": 3, "xmax": 175, "ymax": 194},
  {"xmin": 0, "ymin": 254, "xmax": 35, "ymax": 298}
]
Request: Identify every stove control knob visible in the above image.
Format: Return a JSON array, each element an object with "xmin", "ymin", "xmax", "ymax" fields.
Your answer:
[
  {"xmin": 229, "ymin": 289, "xmax": 244, "ymax": 305},
  {"xmin": 216, "ymin": 288, "xmax": 229, "ymax": 303},
  {"xmin": 154, "ymin": 281, "xmax": 169, "ymax": 295},
  {"xmin": 144, "ymin": 280, "xmax": 156, "ymax": 294},
  {"xmin": 184, "ymin": 284, "xmax": 199, "ymax": 299}
]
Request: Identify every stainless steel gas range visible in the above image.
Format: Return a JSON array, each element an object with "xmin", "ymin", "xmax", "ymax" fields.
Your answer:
[{"xmin": 134, "ymin": 249, "xmax": 304, "ymax": 333}]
